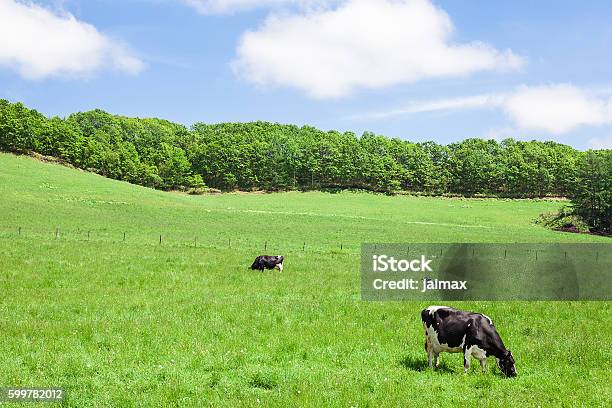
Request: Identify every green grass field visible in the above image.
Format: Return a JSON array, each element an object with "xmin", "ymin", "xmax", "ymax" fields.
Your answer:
[{"xmin": 0, "ymin": 153, "xmax": 610, "ymax": 407}]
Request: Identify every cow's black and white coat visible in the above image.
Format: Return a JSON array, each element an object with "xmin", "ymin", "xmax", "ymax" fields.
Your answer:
[
  {"xmin": 421, "ymin": 305, "xmax": 516, "ymax": 377},
  {"xmin": 250, "ymin": 255, "xmax": 284, "ymax": 272}
]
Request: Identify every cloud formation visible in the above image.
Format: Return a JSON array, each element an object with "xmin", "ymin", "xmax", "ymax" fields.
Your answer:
[
  {"xmin": 232, "ymin": 0, "xmax": 523, "ymax": 98},
  {"xmin": 0, "ymin": 0, "xmax": 143, "ymax": 80},
  {"xmin": 504, "ymin": 84, "xmax": 612, "ymax": 134},
  {"xmin": 355, "ymin": 84, "xmax": 612, "ymax": 136},
  {"xmin": 351, "ymin": 94, "xmax": 507, "ymax": 120},
  {"xmin": 183, "ymin": 0, "xmax": 328, "ymax": 14}
]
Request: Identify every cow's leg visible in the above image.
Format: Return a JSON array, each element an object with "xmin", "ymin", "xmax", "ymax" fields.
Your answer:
[
  {"xmin": 434, "ymin": 352, "xmax": 439, "ymax": 368},
  {"xmin": 276, "ymin": 263, "xmax": 283, "ymax": 272},
  {"xmin": 463, "ymin": 348, "xmax": 471, "ymax": 374},
  {"xmin": 425, "ymin": 336, "xmax": 433, "ymax": 368},
  {"xmin": 479, "ymin": 358, "xmax": 487, "ymax": 372}
]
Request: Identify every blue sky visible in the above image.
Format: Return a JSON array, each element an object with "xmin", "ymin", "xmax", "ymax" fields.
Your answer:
[{"xmin": 2, "ymin": 0, "xmax": 612, "ymax": 149}]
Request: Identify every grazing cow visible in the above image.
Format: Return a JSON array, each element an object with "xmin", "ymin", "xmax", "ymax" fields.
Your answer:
[
  {"xmin": 250, "ymin": 255, "xmax": 284, "ymax": 272},
  {"xmin": 421, "ymin": 305, "xmax": 516, "ymax": 377}
]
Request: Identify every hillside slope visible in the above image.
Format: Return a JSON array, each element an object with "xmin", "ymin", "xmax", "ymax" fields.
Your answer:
[{"xmin": 0, "ymin": 153, "xmax": 607, "ymax": 248}]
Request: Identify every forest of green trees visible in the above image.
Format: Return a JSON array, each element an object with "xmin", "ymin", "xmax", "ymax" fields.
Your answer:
[{"xmin": 1, "ymin": 99, "xmax": 610, "ymax": 234}]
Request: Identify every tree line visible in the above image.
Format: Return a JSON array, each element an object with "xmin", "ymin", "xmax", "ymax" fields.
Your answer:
[{"xmin": 1, "ymin": 99, "xmax": 610, "ymax": 234}]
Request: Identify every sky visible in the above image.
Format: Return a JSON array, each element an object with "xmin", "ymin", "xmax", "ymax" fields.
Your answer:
[{"xmin": 1, "ymin": 0, "xmax": 612, "ymax": 149}]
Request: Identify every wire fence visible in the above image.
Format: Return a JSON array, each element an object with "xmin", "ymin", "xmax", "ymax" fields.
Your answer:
[
  {"xmin": 0, "ymin": 224, "xmax": 356, "ymax": 255},
  {"xmin": 2, "ymin": 225, "xmax": 608, "ymax": 258}
]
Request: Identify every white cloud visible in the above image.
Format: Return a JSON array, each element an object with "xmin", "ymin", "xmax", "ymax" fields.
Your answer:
[
  {"xmin": 504, "ymin": 84, "xmax": 612, "ymax": 134},
  {"xmin": 232, "ymin": 0, "xmax": 523, "ymax": 98},
  {"xmin": 0, "ymin": 0, "xmax": 144, "ymax": 79},
  {"xmin": 183, "ymin": 0, "xmax": 328, "ymax": 14},
  {"xmin": 351, "ymin": 93, "xmax": 506, "ymax": 120},
  {"xmin": 353, "ymin": 83, "xmax": 612, "ymax": 136}
]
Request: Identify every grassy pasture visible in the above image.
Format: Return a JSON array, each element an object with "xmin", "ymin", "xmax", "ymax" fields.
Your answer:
[{"xmin": 0, "ymin": 153, "xmax": 610, "ymax": 407}]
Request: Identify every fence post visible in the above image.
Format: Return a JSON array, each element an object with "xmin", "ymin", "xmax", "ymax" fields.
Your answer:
[
  {"xmin": 194, "ymin": 237, "xmax": 197, "ymax": 248},
  {"xmin": 340, "ymin": 243, "xmax": 343, "ymax": 250},
  {"xmin": 265, "ymin": 241, "xmax": 267, "ymax": 251},
  {"xmin": 159, "ymin": 234, "xmax": 162, "ymax": 245},
  {"xmin": 55, "ymin": 228, "xmax": 59, "ymax": 240},
  {"xmin": 303, "ymin": 242, "xmax": 305, "ymax": 251},
  {"xmin": 228, "ymin": 238, "xmax": 231, "ymax": 249},
  {"xmin": 18, "ymin": 227, "xmax": 21, "ymax": 236},
  {"xmin": 123, "ymin": 232, "xmax": 126, "ymax": 242}
]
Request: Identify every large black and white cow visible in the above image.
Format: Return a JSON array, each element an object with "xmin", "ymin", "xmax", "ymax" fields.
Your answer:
[
  {"xmin": 250, "ymin": 255, "xmax": 284, "ymax": 272},
  {"xmin": 421, "ymin": 305, "xmax": 516, "ymax": 377}
]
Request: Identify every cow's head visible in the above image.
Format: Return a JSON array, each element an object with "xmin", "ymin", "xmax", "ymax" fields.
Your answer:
[{"xmin": 498, "ymin": 350, "xmax": 517, "ymax": 377}]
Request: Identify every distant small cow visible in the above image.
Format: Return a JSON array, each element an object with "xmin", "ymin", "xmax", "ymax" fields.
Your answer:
[
  {"xmin": 421, "ymin": 305, "xmax": 516, "ymax": 377},
  {"xmin": 250, "ymin": 255, "xmax": 284, "ymax": 272}
]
